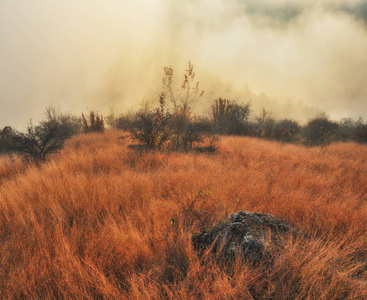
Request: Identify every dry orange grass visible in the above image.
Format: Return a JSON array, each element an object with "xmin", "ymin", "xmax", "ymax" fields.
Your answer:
[{"xmin": 0, "ymin": 129, "xmax": 366, "ymax": 299}]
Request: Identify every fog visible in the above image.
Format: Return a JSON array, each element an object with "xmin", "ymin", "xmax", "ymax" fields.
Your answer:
[{"xmin": 1, "ymin": 0, "xmax": 367, "ymax": 128}]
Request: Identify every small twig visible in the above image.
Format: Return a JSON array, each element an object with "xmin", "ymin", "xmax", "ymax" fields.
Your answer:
[
  {"xmin": 183, "ymin": 184, "xmax": 210, "ymax": 227},
  {"xmin": 185, "ymin": 184, "xmax": 210, "ymax": 213},
  {"xmin": 190, "ymin": 210, "xmax": 206, "ymax": 229}
]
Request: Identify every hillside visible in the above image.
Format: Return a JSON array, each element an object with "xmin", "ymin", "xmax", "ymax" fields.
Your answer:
[{"xmin": 0, "ymin": 130, "xmax": 366, "ymax": 299}]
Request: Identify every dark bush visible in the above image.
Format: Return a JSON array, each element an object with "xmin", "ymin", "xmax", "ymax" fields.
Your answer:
[
  {"xmin": 11, "ymin": 122, "xmax": 65, "ymax": 165},
  {"xmin": 105, "ymin": 110, "xmax": 135, "ymax": 131},
  {"xmin": 212, "ymin": 98, "xmax": 251, "ymax": 135},
  {"xmin": 261, "ymin": 117, "xmax": 276, "ymax": 139},
  {"xmin": 252, "ymin": 108, "xmax": 272, "ymax": 138},
  {"xmin": 182, "ymin": 117, "xmax": 215, "ymax": 151},
  {"xmin": 273, "ymin": 119, "xmax": 302, "ymax": 143},
  {"xmin": 0, "ymin": 126, "xmax": 16, "ymax": 154},
  {"xmin": 8, "ymin": 107, "xmax": 79, "ymax": 165},
  {"xmin": 128, "ymin": 95, "xmax": 172, "ymax": 149},
  {"xmin": 81, "ymin": 111, "xmax": 105, "ymax": 133},
  {"xmin": 113, "ymin": 114, "xmax": 134, "ymax": 131},
  {"xmin": 212, "ymin": 98, "xmax": 231, "ymax": 134},
  {"xmin": 336, "ymin": 118, "xmax": 358, "ymax": 142},
  {"xmin": 355, "ymin": 119, "xmax": 367, "ymax": 143},
  {"xmin": 303, "ymin": 115, "xmax": 339, "ymax": 146},
  {"xmin": 43, "ymin": 106, "xmax": 82, "ymax": 138}
]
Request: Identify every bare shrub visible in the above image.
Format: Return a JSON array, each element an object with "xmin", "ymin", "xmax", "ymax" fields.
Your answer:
[
  {"xmin": 129, "ymin": 62, "xmax": 214, "ymax": 152},
  {"xmin": 253, "ymin": 108, "xmax": 272, "ymax": 137},
  {"xmin": 9, "ymin": 107, "xmax": 81, "ymax": 165},
  {"xmin": 44, "ymin": 106, "xmax": 82, "ymax": 137},
  {"xmin": 162, "ymin": 61, "xmax": 204, "ymax": 150},
  {"xmin": 128, "ymin": 95, "xmax": 172, "ymax": 149},
  {"xmin": 11, "ymin": 121, "xmax": 65, "ymax": 165}
]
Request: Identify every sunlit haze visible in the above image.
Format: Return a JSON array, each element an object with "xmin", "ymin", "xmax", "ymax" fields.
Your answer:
[{"xmin": 1, "ymin": 0, "xmax": 367, "ymax": 128}]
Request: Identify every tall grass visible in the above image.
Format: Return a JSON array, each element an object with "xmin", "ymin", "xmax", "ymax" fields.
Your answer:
[{"xmin": 0, "ymin": 130, "xmax": 366, "ymax": 299}]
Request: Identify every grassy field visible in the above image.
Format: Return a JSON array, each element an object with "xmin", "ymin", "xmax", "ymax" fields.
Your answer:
[{"xmin": 0, "ymin": 129, "xmax": 366, "ymax": 299}]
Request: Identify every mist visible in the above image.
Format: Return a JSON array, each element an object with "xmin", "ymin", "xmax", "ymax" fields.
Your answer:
[{"xmin": 1, "ymin": 0, "xmax": 367, "ymax": 128}]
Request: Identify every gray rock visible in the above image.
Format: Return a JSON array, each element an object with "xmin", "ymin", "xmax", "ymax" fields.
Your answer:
[{"xmin": 192, "ymin": 211, "xmax": 305, "ymax": 265}]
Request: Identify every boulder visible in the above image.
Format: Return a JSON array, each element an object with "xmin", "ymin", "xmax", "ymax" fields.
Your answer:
[{"xmin": 192, "ymin": 211, "xmax": 305, "ymax": 265}]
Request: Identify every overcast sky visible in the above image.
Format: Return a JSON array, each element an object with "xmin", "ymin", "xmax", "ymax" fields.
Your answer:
[{"xmin": 1, "ymin": 0, "xmax": 367, "ymax": 128}]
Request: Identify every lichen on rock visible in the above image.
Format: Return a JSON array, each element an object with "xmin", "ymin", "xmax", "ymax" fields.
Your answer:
[{"xmin": 192, "ymin": 211, "xmax": 305, "ymax": 265}]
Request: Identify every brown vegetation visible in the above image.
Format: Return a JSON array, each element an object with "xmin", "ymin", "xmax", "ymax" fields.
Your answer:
[{"xmin": 0, "ymin": 130, "xmax": 366, "ymax": 299}]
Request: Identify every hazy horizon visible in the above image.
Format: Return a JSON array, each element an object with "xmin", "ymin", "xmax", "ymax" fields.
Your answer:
[{"xmin": 1, "ymin": 0, "xmax": 367, "ymax": 129}]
